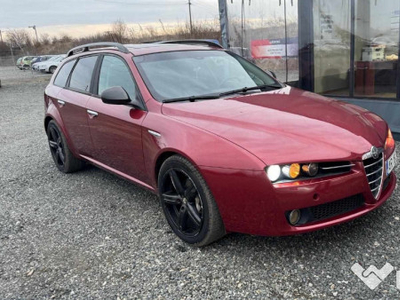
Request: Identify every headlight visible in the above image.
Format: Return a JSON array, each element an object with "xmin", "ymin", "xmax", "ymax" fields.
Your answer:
[
  {"xmin": 266, "ymin": 162, "xmax": 319, "ymax": 183},
  {"xmin": 301, "ymin": 163, "xmax": 319, "ymax": 176},
  {"xmin": 282, "ymin": 163, "xmax": 300, "ymax": 179},
  {"xmin": 267, "ymin": 165, "xmax": 281, "ymax": 182}
]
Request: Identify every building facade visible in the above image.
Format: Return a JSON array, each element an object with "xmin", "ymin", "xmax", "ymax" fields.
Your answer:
[{"xmin": 218, "ymin": 0, "xmax": 400, "ymax": 138}]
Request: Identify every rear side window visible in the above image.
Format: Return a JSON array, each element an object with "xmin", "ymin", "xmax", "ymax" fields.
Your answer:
[
  {"xmin": 69, "ymin": 56, "xmax": 98, "ymax": 92},
  {"xmin": 98, "ymin": 55, "xmax": 137, "ymax": 100},
  {"xmin": 54, "ymin": 59, "xmax": 76, "ymax": 88}
]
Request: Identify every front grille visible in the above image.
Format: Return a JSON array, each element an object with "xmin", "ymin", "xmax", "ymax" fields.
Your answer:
[
  {"xmin": 363, "ymin": 152, "xmax": 384, "ymax": 198},
  {"xmin": 286, "ymin": 194, "xmax": 365, "ymax": 226},
  {"xmin": 309, "ymin": 194, "xmax": 365, "ymax": 221},
  {"xmin": 319, "ymin": 161, "xmax": 354, "ymax": 175}
]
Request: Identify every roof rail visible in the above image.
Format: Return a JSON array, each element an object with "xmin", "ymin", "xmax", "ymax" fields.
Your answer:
[
  {"xmin": 67, "ymin": 42, "xmax": 130, "ymax": 57},
  {"xmin": 157, "ymin": 39, "xmax": 224, "ymax": 49}
]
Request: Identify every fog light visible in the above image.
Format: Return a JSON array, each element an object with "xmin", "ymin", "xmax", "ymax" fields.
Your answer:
[
  {"xmin": 302, "ymin": 163, "xmax": 318, "ymax": 176},
  {"xmin": 282, "ymin": 163, "xmax": 300, "ymax": 179},
  {"xmin": 267, "ymin": 165, "xmax": 281, "ymax": 182},
  {"xmin": 288, "ymin": 209, "xmax": 301, "ymax": 225}
]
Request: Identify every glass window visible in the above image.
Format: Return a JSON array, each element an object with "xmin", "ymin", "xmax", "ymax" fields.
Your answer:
[
  {"xmin": 69, "ymin": 56, "xmax": 98, "ymax": 92},
  {"xmin": 313, "ymin": 0, "xmax": 351, "ymax": 96},
  {"xmin": 54, "ymin": 59, "xmax": 76, "ymax": 88},
  {"xmin": 98, "ymin": 55, "xmax": 137, "ymax": 100},
  {"xmin": 134, "ymin": 50, "xmax": 278, "ymax": 101},
  {"xmin": 227, "ymin": 0, "xmax": 299, "ymax": 84},
  {"xmin": 354, "ymin": 0, "xmax": 399, "ymax": 98}
]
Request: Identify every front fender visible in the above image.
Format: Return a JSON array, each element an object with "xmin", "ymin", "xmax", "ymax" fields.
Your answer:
[{"xmin": 142, "ymin": 112, "xmax": 266, "ymax": 189}]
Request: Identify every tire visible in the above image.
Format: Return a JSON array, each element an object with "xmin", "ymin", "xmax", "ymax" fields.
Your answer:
[
  {"xmin": 158, "ymin": 155, "xmax": 225, "ymax": 246},
  {"xmin": 47, "ymin": 120, "xmax": 85, "ymax": 173},
  {"xmin": 49, "ymin": 66, "xmax": 56, "ymax": 74}
]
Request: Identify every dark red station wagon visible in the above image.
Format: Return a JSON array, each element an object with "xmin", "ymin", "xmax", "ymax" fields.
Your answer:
[{"xmin": 44, "ymin": 41, "xmax": 397, "ymax": 246}]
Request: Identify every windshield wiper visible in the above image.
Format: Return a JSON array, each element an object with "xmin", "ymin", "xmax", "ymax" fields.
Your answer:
[
  {"xmin": 162, "ymin": 94, "xmax": 220, "ymax": 103},
  {"xmin": 162, "ymin": 84, "xmax": 283, "ymax": 103},
  {"xmin": 218, "ymin": 84, "xmax": 282, "ymax": 97}
]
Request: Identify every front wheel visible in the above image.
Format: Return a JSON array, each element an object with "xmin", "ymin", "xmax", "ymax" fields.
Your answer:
[{"xmin": 158, "ymin": 155, "xmax": 225, "ymax": 246}]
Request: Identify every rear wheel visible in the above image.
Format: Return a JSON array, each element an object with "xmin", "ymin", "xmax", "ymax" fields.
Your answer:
[
  {"xmin": 158, "ymin": 155, "xmax": 225, "ymax": 246},
  {"xmin": 47, "ymin": 120, "xmax": 84, "ymax": 173}
]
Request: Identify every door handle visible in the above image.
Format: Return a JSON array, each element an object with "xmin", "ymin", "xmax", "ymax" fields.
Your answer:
[
  {"xmin": 57, "ymin": 100, "xmax": 66, "ymax": 106},
  {"xmin": 87, "ymin": 109, "xmax": 98, "ymax": 117}
]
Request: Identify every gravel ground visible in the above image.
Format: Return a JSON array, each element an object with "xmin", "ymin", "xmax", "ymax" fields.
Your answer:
[{"xmin": 0, "ymin": 65, "xmax": 400, "ymax": 299}]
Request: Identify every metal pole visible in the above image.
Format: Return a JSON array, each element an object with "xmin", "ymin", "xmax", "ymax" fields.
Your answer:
[
  {"xmin": 397, "ymin": 5, "xmax": 400, "ymax": 100},
  {"xmin": 9, "ymin": 43, "xmax": 15, "ymax": 66},
  {"xmin": 29, "ymin": 25, "xmax": 39, "ymax": 42},
  {"xmin": 349, "ymin": 0, "xmax": 355, "ymax": 97},
  {"xmin": 284, "ymin": 0, "xmax": 288, "ymax": 83},
  {"xmin": 34, "ymin": 26, "xmax": 38, "ymax": 42},
  {"xmin": 218, "ymin": 0, "xmax": 230, "ymax": 49},
  {"xmin": 241, "ymin": 0, "xmax": 244, "ymax": 56},
  {"xmin": 188, "ymin": 0, "xmax": 193, "ymax": 35}
]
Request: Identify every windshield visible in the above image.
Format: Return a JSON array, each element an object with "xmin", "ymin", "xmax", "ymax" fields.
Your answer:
[{"xmin": 133, "ymin": 50, "xmax": 280, "ymax": 102}]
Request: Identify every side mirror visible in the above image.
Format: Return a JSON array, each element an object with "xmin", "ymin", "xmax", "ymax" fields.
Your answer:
[{"xmin": 101, "ymin": 86, "xmax": 131, "ymax": 105}]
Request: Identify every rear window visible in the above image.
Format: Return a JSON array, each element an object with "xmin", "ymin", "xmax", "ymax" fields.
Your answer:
[
  {"xmin": 54, "ymin": 59, "xmax": 76, "ymax": 88},
  {"xmin": 69, "ymin": 56, "xmax": 98, "ymax": 92}
]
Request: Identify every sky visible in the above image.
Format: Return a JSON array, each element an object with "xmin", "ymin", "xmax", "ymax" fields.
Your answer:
[{"xmin": 0, "ymin": 0, "xmax": 219, "ymax": 38}]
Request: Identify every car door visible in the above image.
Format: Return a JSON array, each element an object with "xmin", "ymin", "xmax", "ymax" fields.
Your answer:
[
  {"xmin": 56, "ymin": 55, "xmax": 99, "ymax": 156},
  {"xmin": 86, "ymin": 54, "xmax": 148, "ymax": 183}
]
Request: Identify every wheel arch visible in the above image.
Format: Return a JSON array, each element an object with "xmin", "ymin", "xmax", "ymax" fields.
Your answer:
[
  {"xmin": 44, "ymin": 115, "xmax": 53, "ymax": 132},
  {"xmin": 48, "ymin": 65, "xmax": 57, "ymax": 73},
  {"xmin": 154, "ymin": 149, "xmax": 198, "ymax": 186},
  {"xmin": 44, "ymin": 111, "xmax": 79, "ymax": 157}
]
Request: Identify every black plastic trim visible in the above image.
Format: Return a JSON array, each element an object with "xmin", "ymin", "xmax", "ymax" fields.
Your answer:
[{"xmin": 157, "ymin": 39, "xmax": 223, "ymax": 49}]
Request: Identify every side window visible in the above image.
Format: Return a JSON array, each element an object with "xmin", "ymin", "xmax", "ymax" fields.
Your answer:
[
  {"xmin": 54, "ymin": 59, "xmax": 76, "ymax": 88},
  {"xmin": 98, "ymin": 55, "xmax": 137, "ymax": 100},
  {"xmin": 69, "ymin": 56, "xmax": 98, "ymax": 92}
]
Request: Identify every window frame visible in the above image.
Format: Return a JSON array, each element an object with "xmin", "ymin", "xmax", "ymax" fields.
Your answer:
[
  {"xmin": 299, "ymin": 0, "xmax": 400, "ymax": 101},
  {"xmin": 53, "ymin": 58, "xmax": 77, "ymax": 88},
  {"xmin": 92, "ymin": 53, "xmax": 147, "ymax": 110},
  {"xmin": 66, "ymin": 54, "xmax": 100, "ymax": 96}
]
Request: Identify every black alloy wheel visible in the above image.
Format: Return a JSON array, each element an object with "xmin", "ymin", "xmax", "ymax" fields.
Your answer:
[
  {"xmin": 48, "ymin": 124, "xmax": 66, "ymax": 169},
  {"xmin": 162, "ymin": 168, "xmax": 204, "ymax": 236},
  {"xmin": 47, "ymin": 120, "xmax": 84, "ymax": 173},
  {"xmin": 158, "ymin": 155, "xmax": 225, "ymax": 246}
]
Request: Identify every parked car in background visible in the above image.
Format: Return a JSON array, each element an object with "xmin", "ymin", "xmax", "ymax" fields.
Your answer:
[
  {"xmin": 31, "ymin": 55, "xmax": 54, "ymax": 68},
  {"xmin": 18, "ymin": 56, "xmax": 36, "ymax": 69},
  {"xmin": 43, "ymin": 41, "xmax": 397, "ymax": 246},
  {"xmin": 37, "ymin": 55, "xmax": 66, "ymax": 73},
  {"xmin": 16, "ymin": 57, "xmax": 23, "ymax": 68},
  {"xmin": 32, "ymin": 55, "xmax": 56, "ymax": 71}
]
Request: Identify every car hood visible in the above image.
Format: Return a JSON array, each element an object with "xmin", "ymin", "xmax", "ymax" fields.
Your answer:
[{"xmin": 161, "ymin": 86, "xmax": 388, "ymax": 165}]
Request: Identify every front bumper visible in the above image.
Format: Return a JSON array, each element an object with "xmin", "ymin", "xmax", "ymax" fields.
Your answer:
[{"xmin": 200, "ymin": 162, "xmax": 396, "ymax": 236}]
